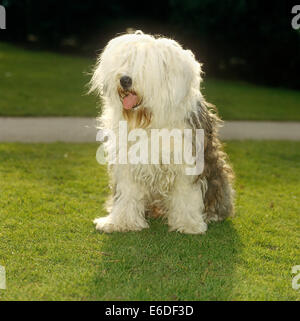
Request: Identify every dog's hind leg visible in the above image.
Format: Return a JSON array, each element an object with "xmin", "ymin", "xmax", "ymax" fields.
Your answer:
[
  {"xmin": 187, "ymin": 101, "xmax": 235, "ymax": 223},
  {"xmin": 203, "ymin": 149, "xmax": 235, "ymax": 223}
]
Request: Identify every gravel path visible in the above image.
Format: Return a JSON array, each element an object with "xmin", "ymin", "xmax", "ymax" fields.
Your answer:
[{"xmin": 0, "ymin": 117, "xmax": 300, "ymax": 142}]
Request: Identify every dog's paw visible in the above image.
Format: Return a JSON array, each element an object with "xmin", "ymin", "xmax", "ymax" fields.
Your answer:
[
  {"xmin": 204, "ymin": 213, "xmax": 221, "ymax": 223},
  {"xmin": 93, "ymin": 216, "xmax": 148, "ymax": 233},
  {"xmin": 169, "ymin": 221, "xmax": 207, "ymax": 235},
  {"xmin": 93, "ymin": 217, "xmax": 117, "ymax": 233}
]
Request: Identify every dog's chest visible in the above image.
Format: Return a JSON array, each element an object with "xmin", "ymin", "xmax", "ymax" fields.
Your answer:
[
  {"xmin": 125, "ymin": 127, "xmax": 187, "ymax": 195},
  {"xmin": 130, "ymin": 163, "xmax": 178, "ymax": 196}
]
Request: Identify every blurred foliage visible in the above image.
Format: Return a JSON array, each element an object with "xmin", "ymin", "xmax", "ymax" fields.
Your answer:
[
  {"xmin": 1, "ymin": 0, "xmax": 300, "ymax": 89},
  {"xmin": 168, "ymin": 0, "xmax": 300, "ymax": 88}
]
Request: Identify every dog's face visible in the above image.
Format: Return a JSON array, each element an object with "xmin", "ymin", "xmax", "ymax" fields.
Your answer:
[{"xmin": 91, "ymin": 31, "xmax": 202, "ymax": 127}]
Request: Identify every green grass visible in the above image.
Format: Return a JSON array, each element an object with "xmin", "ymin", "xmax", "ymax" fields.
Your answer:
[
  {"xmin": 1, "ymin": 42, "xmax": 300, "ymax": 120},
  {"xmin": 0, "ymin": 42, "xmax": 98, "ymax": 117},
  {"xmin": 203, "ymin": 78, "xmax": 300, "ymax": 121},
  {"xmin": 0, "ymin": 142, "xmax": 299, "ymax": 300}
]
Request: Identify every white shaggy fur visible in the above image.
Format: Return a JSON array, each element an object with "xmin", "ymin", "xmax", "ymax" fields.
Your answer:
[{"xmin": 90, "ymin": 31, "xmax": 230, "ymax": 234}]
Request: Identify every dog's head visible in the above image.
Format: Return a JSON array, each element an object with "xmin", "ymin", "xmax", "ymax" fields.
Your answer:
[{"xmin": 90, "ymin": 30, "xmax": 202, "ymax": 128}]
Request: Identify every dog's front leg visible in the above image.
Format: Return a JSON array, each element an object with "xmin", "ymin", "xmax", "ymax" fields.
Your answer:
[
  {"xmin": 167, "ymin": 176, "xmax": 207, "ymax": 234},
  {"xmin": 94, "ymin": 167, "xmax": 148, "ymax": 233}
]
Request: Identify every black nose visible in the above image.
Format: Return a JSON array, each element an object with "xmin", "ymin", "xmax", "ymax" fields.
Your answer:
[{"xmin": 120, "ymin": 75, "xmax": 132, "ymax": 89}]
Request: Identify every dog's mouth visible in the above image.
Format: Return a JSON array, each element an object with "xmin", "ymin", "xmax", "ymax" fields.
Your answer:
[{"xmin": 118, "ymin": 87, "xmax": 142, "ymax": 110}]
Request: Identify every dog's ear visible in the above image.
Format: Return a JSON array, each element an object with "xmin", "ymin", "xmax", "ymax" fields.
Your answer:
[
  {"xmin": 164, "ymin": 55, "xmax": 195, "ymax": 105},
  {"xmin": 161, "ymin": 44, "xmax": 203, "ymax": 107}
]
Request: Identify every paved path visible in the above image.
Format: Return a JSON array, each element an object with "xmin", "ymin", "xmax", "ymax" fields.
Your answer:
[{"xmin": 0, "ymin": 117, "xmax": 300, "ymax": 142}]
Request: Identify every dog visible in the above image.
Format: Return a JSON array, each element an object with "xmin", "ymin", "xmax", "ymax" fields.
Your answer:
[{"xmin": 90, "ymin": 30, "xmax": 234, "ymax": 234}]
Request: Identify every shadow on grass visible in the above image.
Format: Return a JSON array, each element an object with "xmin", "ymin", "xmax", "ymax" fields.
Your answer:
[{"xmin": 89, "ymin": 218, "xmax": 242, "ymax": 300}]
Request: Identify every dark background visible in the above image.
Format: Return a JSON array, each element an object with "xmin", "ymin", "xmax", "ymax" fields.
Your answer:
[{"xmin": 1, "ymin": 0, "xmax": 300, "ymax": 89}]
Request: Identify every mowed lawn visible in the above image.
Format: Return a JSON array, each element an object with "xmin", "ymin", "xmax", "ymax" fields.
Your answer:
[
  {"xmin": 1, "ymin": 42, "xmax": 300, "ymax": 120},
  {"xmin": 0, "ymin": 42, "xmax": 98, "ymax": 117},
  {"xmin": 0, "ymin": 142, "xmax": 299, "ymax": 301}
]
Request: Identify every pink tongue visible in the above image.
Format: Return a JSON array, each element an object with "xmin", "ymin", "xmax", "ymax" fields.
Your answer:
[{"xmin": 123, "ymin": 93, "xmax": 138, "ymax": 110}]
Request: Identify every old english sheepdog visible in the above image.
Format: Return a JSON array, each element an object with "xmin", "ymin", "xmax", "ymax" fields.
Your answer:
[{"xmin": 90, "ymin": 30, "xmax": 235, "ymax": 234}]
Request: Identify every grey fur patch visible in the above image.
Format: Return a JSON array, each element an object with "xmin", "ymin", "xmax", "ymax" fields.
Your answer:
[{"xmin": 185, "ymin": 99, "xmax": 235, "ymax": 221}]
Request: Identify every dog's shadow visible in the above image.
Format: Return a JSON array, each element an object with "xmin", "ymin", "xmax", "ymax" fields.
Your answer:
[{"xmin": 89, "ymin": 218, "xmax": 242, "ymax": 300}]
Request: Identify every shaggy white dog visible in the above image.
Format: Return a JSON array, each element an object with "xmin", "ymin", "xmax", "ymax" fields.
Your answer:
[{"xmin": 90, "ymin": 31, "xmax": 234, "ymax": 234}]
